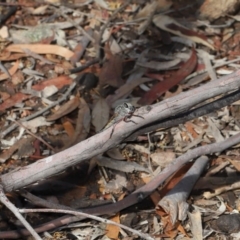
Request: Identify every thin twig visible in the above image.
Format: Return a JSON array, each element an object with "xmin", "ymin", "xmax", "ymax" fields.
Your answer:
[
  {"xmin": 20, "ymin": 190, "xmax": 74, "ymax": 210},
  {"xmin": 1, "ymin": 82, "xmax": 76, "ymax": 138},
  {"xmin": 10, "ymin": 119, "xmax": 55, "ymax": 152},
  {"xmin": 19, "ymin": 208, "xmax": 154, "ymax": 240},
  {"xmin": 0, "ymin": 185, "xmax": 42, "ymax": 240}
]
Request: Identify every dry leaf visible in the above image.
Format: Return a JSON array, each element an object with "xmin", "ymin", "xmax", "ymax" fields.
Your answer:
[
  {"xmin": 22, "ymin": 117, "xmax": 52, "ymax": 133},
  {"xmin": 0, "ymin": 92, "xmax": 29, "ymax": 112},
  {"xmin": 63, "ymin": 121, "xmax": 75, "ymax": 138},
  {"xmin": 153, "ymin": 14, "xmax": 214, "ymax": 50},
  {"xmin": 135, "ymin": 1, "xmax": 158, "ymax": 19},
  {"xmin": 64, "ymin": 98, "xmax": 91, "ymax": 148},
  {"xmin": 32, "ymin": 75, "xmax": 73, "ymax": 91},
  {"xmin": 6, "ymin": 44, "xmax": 74, "ymax": 60},
  {"xmin": 92, "ymin": 98, "xmax": 110, "ymax": 132},
  {"xmin": 135, "ymin": 0, "xmax": 172, "ymax": 19},
  {"xmin": 0, "ymin": 26, "xmax": 9, "ymax": 39},
  {"xmin": 95, "ymin": 0, "xmax": 109, "ymax": 9},
  {"xmin": 199, "ymin": 0, "xmax": 240, "ymax": 20},
  {"xmin": 106, "ymin": 77, "xmax": 152, "ymax": 106},
  {"xmin": 42, "ymin": 85, "xmax": 58, "ymax": 98},
  {"xmin": 137, "ymin": 58, "xmax": 181, "ymax": 70},
  {"xmin": 46, "ymin": 96, "xmax": 80, "ymax": 121},
  {"xmin": 106, "ymin": 147, "xmax": 125, "ymax": 160},
  {"xmin": 151, "ymin": 151, "xmax": 175, "ymax": 168},
  {"xmin": 0, "ymin": 137, "xmax": 34, "ymax": 163},
  {"xmin": 99, "ymin": 43, "xmax": 123, "ymax": 87},
  {"xmin": 138, "ymin": 48, "xmax": 198, "ymax": 104},
  {"xmin": 184, "ymin": 122, "xmax": 199, "ymax": 139},
  {"xmin": 103, "ymin": 172, "xmax": 127, "ymax": 193},
  {"xmin": 0, "ymin": 61, "xmax": 19, "ymax": 81},
  {"xmin": 70, "ymin": 28, "xmax": 93, "ymax": 65},
  {"xmin": 31, "ymin": 5, "xmax": 49, "ymax": 15},
  {"xmin": 106, "ymin": 214, "xmax": 120, "ymax": 239}
]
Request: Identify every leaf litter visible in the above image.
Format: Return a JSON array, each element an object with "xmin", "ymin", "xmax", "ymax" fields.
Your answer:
[{"xmin": 1, "ymin": 0, "xmax": 240, "ymax": 239}]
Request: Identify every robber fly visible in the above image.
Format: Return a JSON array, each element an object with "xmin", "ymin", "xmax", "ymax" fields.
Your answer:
[{"xmin": 101, "ymin": 102, "xmax": 143, "ymax": 138}]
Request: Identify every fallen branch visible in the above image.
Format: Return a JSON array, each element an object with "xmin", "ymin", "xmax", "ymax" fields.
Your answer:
[
  {"xmin": 2, "ymin": 69, "xmax": 240, "ymax": 192},
  {"xmin": 126, "ymin": 88, "xmax": 240, "ymax": 141}
]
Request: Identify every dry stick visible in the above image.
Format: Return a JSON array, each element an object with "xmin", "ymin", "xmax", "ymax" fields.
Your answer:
[
  {"xmin": 2, "ymin": 69, "xmax": 240, "ymax": 192},
  {"xmin": 1, "ymin": 82, "xmax": 76, "ymax": 138},
  {"xmin": 0, "ymin": 186, "xmax": 42, "ymax": 240},
  {"xmin": 126, "ymin": 88, "xmax": 240, "ymax": 141},
  {"xmin": 75, "ymin": 131, "xmax": 240, "ymax": 216},
  {"xmin": 1, "ymin": 133, "xmax": 240, "ymax": 239},
  {"xmin": 18, "ymin": 208, "xmax": 154, "ymax": 240},
  {"xmin": 0, "ymin": 73, "xmax": 239, "ymax": 188},
  {"xmin": 139, "ymin": 131, "xmax": 240, "ymax": 200},
  {"xmin": 20, "ymin": 190, "xmax": 75, "ymax": 211}
]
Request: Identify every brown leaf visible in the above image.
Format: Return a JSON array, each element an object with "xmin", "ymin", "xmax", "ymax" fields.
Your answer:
[
  {"xmin": 0, "ymin": 92, "xmax": 30, "ymax": 112},
  {"xmin": 0, "ymin": 52, "xmax": 26, "ymax": 61},
  {"xmin": 106, "ymin": 77, "xmax": 153, "ymax": 105},
  {"xmin": 0, "ymin": 91, "xmax": 10, "ymax": 101},
  {"xmin": 92, "ymin": 98, "xmax": 110, "ymax": 132},
  {"xmin": 12, "ymin": 70, "xmax": 24, "ymax": 85},
  {"xmin": 46, "ymin": 96, "xmax": 80, "ymax": 121},
  {"xmin": 31, "ymin": 5, "xmax": 48, "ymax": 15},
  {"xmin": 70, "ymin": 28, "xmax": 93, "ymax": 65},
  {"xmin": 184, "ymin": 122, "xmax": 199, "ymax": 139},
  {"xmin": 138, "ymin": 48, "xmax": 198, "ymax": 105},
  {"xmin": 0, "ymin": 136, "xmax": 35, "ymax": 163},
  {"xmin": 99, "ymin": 43, "xmax": 123, "ymax": 87},
  {"xmin": 32, "ymin": 75, "xmax": 73, "ymax": 91},
  {"xmin": 63, "ymin": 121, "xmax": 75, "ymax": 138},
  {"xmin": 106, "ymin": 214, "xmax": 120, "ymax": 239},
  {"xmin": 64, "ymin": 98, "xmax": 91, "ymax": 148},
  {"xmin": 0, "ymin": 61, "xmax": 19, "ymax": 81},
  {"xmin": 153, "ymin": 15, "xmax": 214, "ymax": 50}
]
